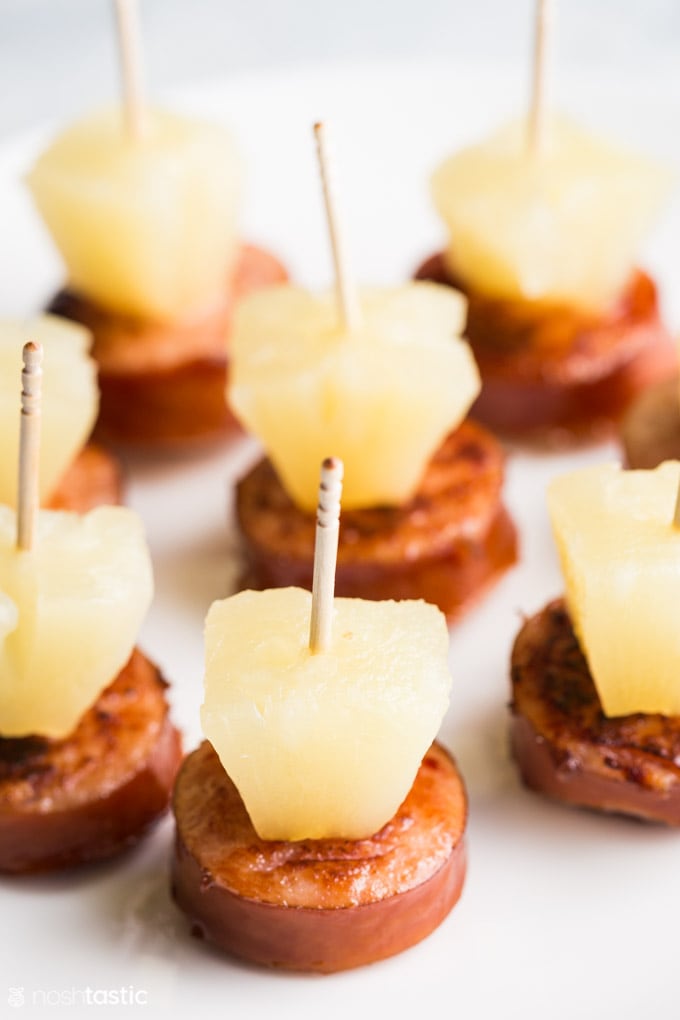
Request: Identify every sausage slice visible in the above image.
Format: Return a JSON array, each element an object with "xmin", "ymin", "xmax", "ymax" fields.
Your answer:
[
  {"xmin": 236, "ymin": 420, "xmax": 518, "ymax": 621},
  {"xmin": 49, "ymin": 244, "xmax": 288, "ymax": 447},
  {"xmin": 620, "ymin": 375, "xmax": 680, "ymax": 469},
  {"xmin": 415, "ymin": 253, "xmax": 676, "ymax": 443},
  {"xmin": 47, "ymin": 442, "xmax": 124, "ymax": 513},
  {"xmin": 172, "ymin": 740, "xmax": 467, "ymax": 972},
  {"xmin": 510, "ymin": 599, "xmax": 680, "ymax": 824},
  {"xmin": 0, "ymin": 648, "xmax": 182, "ymax": 873}
]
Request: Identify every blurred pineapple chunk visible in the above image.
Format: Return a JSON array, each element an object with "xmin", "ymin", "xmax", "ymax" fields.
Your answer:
[
  {"xmin": 0, "ymin": 316, "xmax": 98, "ymax": 506},
  {"xmin": 432, "ymin": 116, "xmax": 673, "ymax": 309},
  {"xmin": 549, "ymin": 462, "xmax": 680, "ymax": 717},
  {"xmin": 0, "ymin": 505, "xmax": 153, "ymax": 738},
  {"xmin": 27, "ymin": 108, "xmax": 241, "ymax": 321},
  {"xmin": 202, "ymin": 587, "xmax": 452, "ymax": 841},
  {"xmin": 229, "ymin": 282, "xmax": 479, "ymax": 511}
]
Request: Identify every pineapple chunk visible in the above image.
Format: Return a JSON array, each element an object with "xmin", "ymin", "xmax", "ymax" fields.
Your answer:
[
  {"xmin": 0, "ymin": 316, "xmax": 98, "ymax": 507},
  {"xmin": 27, "ymin": 107, "xmax": 241, "ymax": 321},
  {"xmin": 0, "ymin": 505, "xmax": 153, "ymax": 738},
  {"xmin": 432, "ymin": 116, "xmax": 673, "ymax": 309},
  {"xmin": 228, "ymin": 282, "xmax": 479, "ymax": 511},
  {"xmin": 548, "ymin": 462, "xmax": 680, "ymax": 717},
  {"xmin": 202, "ymin": 587, "xmax": 452, "ymax": 841}
]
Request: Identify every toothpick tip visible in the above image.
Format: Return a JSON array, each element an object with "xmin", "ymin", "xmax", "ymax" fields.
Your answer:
[
  {"xmin": 17, "ymin": 339, "xmax": 43, "ymax": 551},
  {"xmin": 23, "ymin": 340, "xmax": 42, "ymax": 362},
  {"xmin": 309, "ymin": 456, "xmax": 343, "ymax": 653}
]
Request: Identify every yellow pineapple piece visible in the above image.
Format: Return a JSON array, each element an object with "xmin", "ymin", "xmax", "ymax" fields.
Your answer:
[
  {"xmin": 432, "ymin": 116, "xmax": 673, "ymax": 309},
  {"xmin": 0, "ymin": 505, "xmax": 153, "ymax": 738},
  {"xmin": 202, "ymin": 587, "xmax": 452, "ymax": 841},
  {"xmin": 0, "ymin": 316, "xmax": 98, "ymax": 507},
  {"xmin": 548, "ymin": 461, "xmax": 680, "ymax": 716},
  {"xmin": 27, "ymin": 107, "xmax": 241, "ymax": 321},
  {"xmin": 228, "ymin": 282, "xmax": 479, "ymax": 511}
]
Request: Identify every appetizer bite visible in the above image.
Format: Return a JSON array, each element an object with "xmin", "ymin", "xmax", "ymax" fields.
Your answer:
[
  {"xmin": 230, "ymin": 124, "xmax": 517, "ymax": 620},
  {"xmin": 0, "ymin": 344, "xmax": 181, "ymax": 873},
  {"xmin": 172, "ymin": 459, "xmax": 467, "ymax": 972},
  {"xmin": 416, "ymin": 0, "xmax": 675, "ymax": 442},
  {"xmin": 511, "ymin": 461, "xmax": 680, "ymax": 823},
  {"xmin": 27, "ymin": 0, "xmax": 286, "ymax": 448},
  {"xmin": 0, "ymin": 315, "xmax": 122, "ymax": 511}
]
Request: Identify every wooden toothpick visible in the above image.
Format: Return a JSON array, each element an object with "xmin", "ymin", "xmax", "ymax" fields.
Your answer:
[
  {"xmin": 16, "ymin": 342, "xmax": 43, "ymax": 552},
  {"xmin": 526, "ymin": 0, "xmax": 552, "ymax": 157},
  {"xmin": 113, "ymin": 0, "xmax": 147, "ymax": 141},
  {"xmin": 313, "ymin": 122, "xmax": 362, "ymax": 332},
  {"xmin": 309, "ymin": 457, "xmax": 344, "ymax": 654},
  {"xmin": 673, "ymin": 478, "xmax": 680, "ymax": 529}
]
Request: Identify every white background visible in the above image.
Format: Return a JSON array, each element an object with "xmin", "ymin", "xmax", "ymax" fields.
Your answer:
[{"xmin": 2, "ymin": 0, "xmax": 679, "ymax": 134}]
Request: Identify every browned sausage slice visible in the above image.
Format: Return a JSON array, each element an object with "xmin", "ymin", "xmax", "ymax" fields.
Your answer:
[
  {"xmin": 48, "ymin": 244, "xmax": 288, "ymax": 447},
  {"xmin": 620, "ymin": 375, "xmax": 680, "ymax": 469},
  {"xmin": 415, "ymin": 253, "xmax": 676, "ymax": 443},
  {"xmin": 171, "ymin": 740, "xmax": 467, "ymax": 972},
  {"xmin": 46, "ymin": 442, "xmax": 124, "ymax": 512},
  {"xmin": 0, "ymin": 648, "xmax": 182, "ymax": 873},
  {"xmin": 510, "ymin": 599, "xmax": 680, "ymax": 824},
  {"xmin": 236, "ymin": 420, "xmax": 517, "ymax": 622}
]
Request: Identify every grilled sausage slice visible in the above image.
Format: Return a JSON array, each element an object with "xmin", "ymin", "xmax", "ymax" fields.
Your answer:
[
  {"xmin": 0, "ymin": 649, "xmax": 182, "ymax": 873},
  {"xmin": 46, "ymin": 442, "xmax": 124, "ymax": 513},
  {"xmin": 415, "ymin": 253, "xmax": 675, "ymax": 443},
  {"xmin": 49, "ymin": 244, "xmax": 287, "ymax": 447},
  {"xmin": 236, "ymin": 420, "xmax": 517, "ymax": 621},
  {"xmin": 510, "ymin": 599, "xmax": 680, "ymax": 824},
  {"xmin": 172, "ymin": 740, "xmax": 467, "ymax": 973},
  {"xmin": 620, "ymin": 375, "xmax": 680, "ymax": 469}
]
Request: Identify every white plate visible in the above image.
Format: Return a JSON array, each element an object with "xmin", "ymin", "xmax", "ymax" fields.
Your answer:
[{"xmin": 1, "ymin": 60, "xmax": 679, "ymax": 1019}]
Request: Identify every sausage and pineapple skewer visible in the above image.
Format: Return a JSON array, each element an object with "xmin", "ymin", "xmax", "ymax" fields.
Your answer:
[
  {"xmin": 0, "ymin": 342, "xmax": 181, "ymax": 873},
  {"xmin": 28, "ymin": 0, "xmax": 287, "ymax": 448},
  {"xmin": 511, "ymin": 461, "xmax": 680, "ymax": 823},
  {"xmin": 416, "ymin": 0, "xmax": 675, "ymax": 443},
  {"xmin": 231, "ymin": 122, "xmax": 517, "ymax": 619},
  {"xmin": 173, "ymin": 457, "xmax": 467, "ymax": 971}
]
